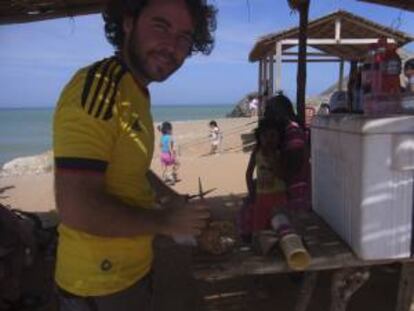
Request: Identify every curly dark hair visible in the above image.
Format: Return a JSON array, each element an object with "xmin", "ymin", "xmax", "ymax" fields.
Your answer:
[{"xmin": 103, "ymin": 0, "xmax": 217, "ymax": 55}]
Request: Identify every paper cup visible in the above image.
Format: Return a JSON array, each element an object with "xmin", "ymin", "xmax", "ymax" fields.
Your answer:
[{"xmin": 279, "ymin": 233, "xmax": 311, "ymax": 270}]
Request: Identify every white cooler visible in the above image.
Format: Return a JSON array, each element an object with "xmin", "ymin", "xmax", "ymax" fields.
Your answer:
[{"xmin": 311, "ymin": 114, "xmax": 414, "ymax": 260}]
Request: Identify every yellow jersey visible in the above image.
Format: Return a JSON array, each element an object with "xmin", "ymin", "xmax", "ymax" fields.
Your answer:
[{"xmin": 53, "ymin": 57, "xmax": 155, "ymax": 296}]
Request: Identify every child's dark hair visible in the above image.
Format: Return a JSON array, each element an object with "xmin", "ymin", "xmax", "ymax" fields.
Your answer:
[
  {"xmin": 264, "ymin": 93, "xmax": 299, "ymax": 124},
  {"xmin": 160, "ymin": 121, "xmax": 173, "ymax": 135},
  {"xmin": 254, "ymin": 118, "xmax": 286, "ymax": 149},
  {"xmin": 209, "ymin": 120, "xmax": 218, "ymax": 127}
]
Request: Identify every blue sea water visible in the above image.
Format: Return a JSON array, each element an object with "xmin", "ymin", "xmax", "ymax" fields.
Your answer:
[{"xmin": 0, "ymin": 105, "xmax": 232, "ymax": 166}]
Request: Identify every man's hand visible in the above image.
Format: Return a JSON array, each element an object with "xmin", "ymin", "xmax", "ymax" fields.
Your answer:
[{"xmin": 160, "ymin": 203, "xmax": 210, "ymax": 236}]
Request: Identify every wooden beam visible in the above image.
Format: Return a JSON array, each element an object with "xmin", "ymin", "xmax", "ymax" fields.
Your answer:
[
  {"xmin": 283, "ymin": 52, "xmax": 330, "ymax": 56},
  {"xmin": 282, "ymin": 38, "xmax": 396, "ymax": 45},
  {"xmin": 342, "ymin": 13, "xmax": 409, "ymax": 40},
  {"xmin": 335, "ymin": 17, "xmax": 341, "ymax": 41},
  {"xmin": 283, "ymin": 59, "xmax": 342, "ymax": 63}
]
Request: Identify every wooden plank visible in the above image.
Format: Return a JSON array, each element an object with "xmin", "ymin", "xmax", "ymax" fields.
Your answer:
[
  {"xmin": 282, "ymin": 59, "xmax": 342, "ymax": 63},
  {"xmin": 193, "ymin": 210, "xmax": 414, "ymax": 282},
  {"xmin": 294, "ymin": 272, "xmax": 319, "ymax": 311},
  {"xmin": 282, "ymin": 38, "xmax": 396, "ymax": 45},
  {"xmin": 335, "ymin": 17, "xmax": 341, "ymax": 41}
]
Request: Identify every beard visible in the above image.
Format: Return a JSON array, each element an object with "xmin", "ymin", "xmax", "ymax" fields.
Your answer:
[{"xmin": 126, "ymin": 32, "xmax": 181, "ymax": 83}]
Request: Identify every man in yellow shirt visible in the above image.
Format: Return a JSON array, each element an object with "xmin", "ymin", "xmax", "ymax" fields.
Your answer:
[{"xmin": 53, "ymin": 0, "xmax": 217, "ymax": 310}]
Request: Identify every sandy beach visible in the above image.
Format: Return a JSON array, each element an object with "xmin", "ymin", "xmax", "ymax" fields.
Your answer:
[
  {"xmin": 0, "ymin": 117, "xmax": 257, "ymax": 212},
  {"xmin": 0, "ymin": 116, "xmax": 404, "ymax": 311}
]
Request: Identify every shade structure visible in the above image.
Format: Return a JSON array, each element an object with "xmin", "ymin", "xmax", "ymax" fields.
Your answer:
[
  {"xmin": 249, "ymin": 10, "xmax": 413, "ymax": 63},
  {"xmin": 0, "ymin": 0, "xmax": 106, "ymax": 25}
]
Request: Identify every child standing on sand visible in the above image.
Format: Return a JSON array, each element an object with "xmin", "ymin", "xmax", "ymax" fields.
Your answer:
[
  {"xmin": 159, "ymin": 121, "xmax": 179, "ymax": 185},
  {"xmin": 208, "ymin": 120, "xmax": 222, "ymax": 155},
  {"xmin": 242, "ymin": 118, "xmax": 287, "ymax": 237}
]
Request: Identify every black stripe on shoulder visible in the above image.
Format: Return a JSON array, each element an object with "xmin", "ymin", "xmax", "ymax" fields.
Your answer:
[
  {"xmin": 103, "ymin": 65, "xmax": 127, "ymax": 121},
  {"xmin": 81, "ymin": 60, "xmax": 105, "ymax": 108},
  {"xmin": 94, "ymin": 61, "xmax": 122, "ymax": 119},
  {"xmin": 87, "ymin": 59, "xmax": 116, "ymax": 115},
  {"xmin": 55, "ymin": 157, "xmax": 107, "ymax": 172}
]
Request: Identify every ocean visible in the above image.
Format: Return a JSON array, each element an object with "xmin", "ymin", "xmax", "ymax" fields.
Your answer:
[{"xmin": 0, "ymin": 105, "xmax": 233, "ymax": 166}]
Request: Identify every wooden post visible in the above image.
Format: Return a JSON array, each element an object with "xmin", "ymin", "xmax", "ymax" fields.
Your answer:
[
  {"xmin": 275, "ymin": 41, "xmax": 283, "ymax": 92},
  {"xmin": 294, "ymin": 272, "xmax": 319, "ymax": 311},
  {"xmin": 347, "ymin": 61, "xmax": 358, "ymax": 111},
  {"xmin": 269, "ymin": 54, "xmax": 274, "ymax": 95},
  {"xmin": 396, "ymin": 262, "xmax": 414, "ymax": 311},
  {"xmin": 335, "ymin": 17, "xmax": 341, "ymax": 42},
  {"xmin": 259, "ymin": 59, "xmax": 263, "ymax": 95},
  {"xmin": 338, "ymin": 59, "xmax": 345, "ymax": 91},
  {"xmin": 296, "ymin": 0, "xmax": 310, "ymax": 128},
  {"xmin": 263, "ymin": 56, "xmax": 268, "ymax": 95}
]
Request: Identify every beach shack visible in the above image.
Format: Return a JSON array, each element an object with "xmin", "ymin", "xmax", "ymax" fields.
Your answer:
[
  {"xmin": 2, "ymin": 1, "xmax": 414, "ymax": 311},
  {"xmin": 249, "ymin": 10, "xmax": 413, "ymax": 113}
]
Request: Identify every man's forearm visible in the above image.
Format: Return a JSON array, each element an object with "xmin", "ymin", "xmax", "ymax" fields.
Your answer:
[{"xmin": 56, "ymin": 181, "xmax": 167, "ymax": 238}]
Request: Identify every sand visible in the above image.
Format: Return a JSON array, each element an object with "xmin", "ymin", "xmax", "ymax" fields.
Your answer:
[
  {"xmin": 0, "ymin": 116, "xmax": 404, "ymax": 311},
  {"xmin": 0, "ymin": 117, "xmax": 257, "ymax": 212}
]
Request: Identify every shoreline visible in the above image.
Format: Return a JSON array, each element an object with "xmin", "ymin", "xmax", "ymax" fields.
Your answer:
[
  {"xmin": 0, "ymin": 117, "xmax": 256, "ymax": 175},
  {"xmin": 0, "ymin": 117, "xmax": 256, "ymax": 212}
]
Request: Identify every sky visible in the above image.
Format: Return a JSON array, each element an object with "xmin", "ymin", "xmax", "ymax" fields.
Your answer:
[{"xmin": 0, "ymin": 0, "xmax": 413, "ymax": 108}]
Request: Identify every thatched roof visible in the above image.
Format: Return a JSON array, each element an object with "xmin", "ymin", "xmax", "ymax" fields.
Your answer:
[
  {"xmin": 249, "ymin": 10, "xmax": 414, "ymax": 62},
  {"xmin": 358, "ymin": 0, "xmax": 414, "ymax": 11},
  {"xmin": 0, "ymin": 0, "xmax": 106, "ymax": 25}
]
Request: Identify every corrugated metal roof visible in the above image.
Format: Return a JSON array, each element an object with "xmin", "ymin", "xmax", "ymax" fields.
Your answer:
[{"xmin": 249, "ymin": 10, "xmax": 414, "ymax": 62}]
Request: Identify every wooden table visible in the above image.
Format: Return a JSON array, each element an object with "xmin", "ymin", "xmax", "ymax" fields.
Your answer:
[{"xmin": 189, "ymin": 209, "xmax": 414, "ymax": 311}]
